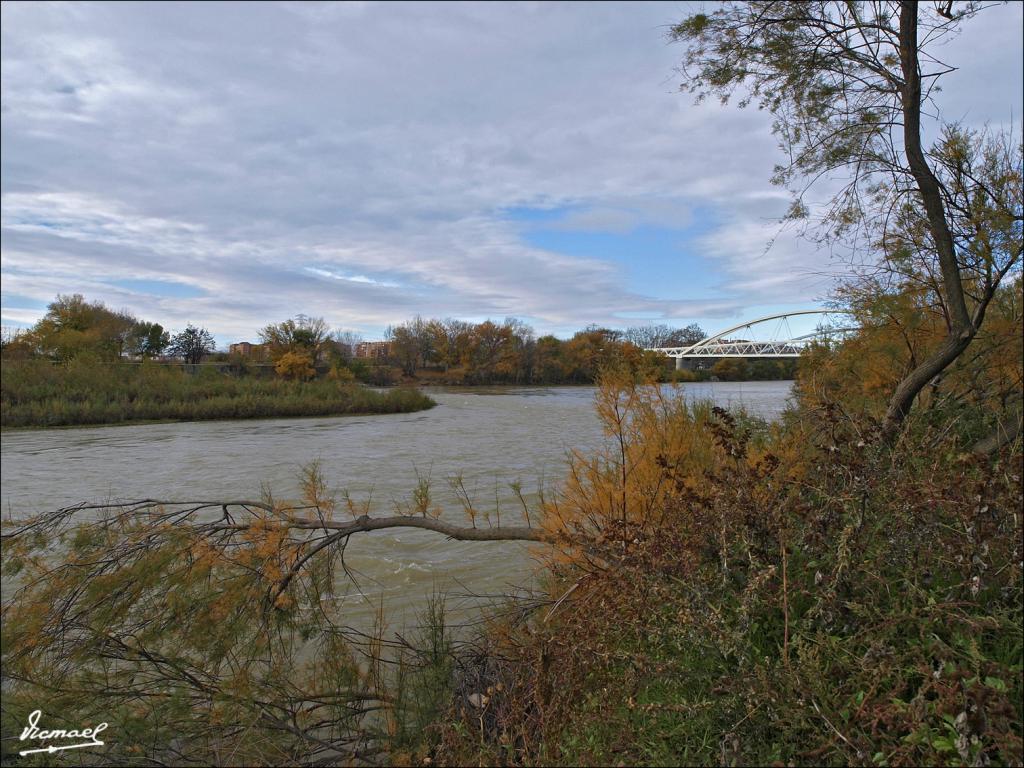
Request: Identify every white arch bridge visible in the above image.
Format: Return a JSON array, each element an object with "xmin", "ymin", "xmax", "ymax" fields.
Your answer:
[{"xmin": 646, "ymin": 310, "xmax": 855, "ymax": 369}]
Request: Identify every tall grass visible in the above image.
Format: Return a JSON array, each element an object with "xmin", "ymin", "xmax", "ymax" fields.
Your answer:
[
  {"xmin": 1, "ymin": 360, "xmax": 435, "ymax": 428},
  {"xmin": 432, "ymin": 374, "xmax": 1023, "ymax": 766}
]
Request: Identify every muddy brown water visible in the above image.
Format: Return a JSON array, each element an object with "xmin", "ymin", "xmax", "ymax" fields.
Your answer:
[{"xmin": 1, "ymin": 382, "xmax": 793, "ymax": 628}]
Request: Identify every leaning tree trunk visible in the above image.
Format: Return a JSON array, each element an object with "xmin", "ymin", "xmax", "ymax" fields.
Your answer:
[{"xmin": 882, "ymin": 2, "xmax": 977, "ymax": 440}]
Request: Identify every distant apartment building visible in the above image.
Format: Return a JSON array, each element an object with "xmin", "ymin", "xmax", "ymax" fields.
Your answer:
[
  {"xmin": 228, "ymin": 342, "xmax": 269, "ymax": 361},
  {"xmin": 354, "ymin": 341, "xmax": 392, "ymax": 359}
]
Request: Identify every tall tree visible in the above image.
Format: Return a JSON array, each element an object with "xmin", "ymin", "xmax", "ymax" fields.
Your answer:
[
  {"xmin": 427, "ymin": 318, "xmax": 472, "ymax": 373},
  {"xmin": 29, "ymin": 294, "xmax": 138, "ymax": 361},
  {"xmin": 127, "ymin": 321, "xmax": 170, "ymax": 358},
  {"xmin": 564, "ymin": 326, "xmax": 622, "ymax": 383},
  {"xmin": 386, "ymin": 323, "xmax": 420, "ymax": 376},
  {"xmin": 169, "ymin": 324, "xmax": 216, "ymax": 365},
  {"xmin": 259, "ymin": 316, "xmax": 330, "ymax": 362},
  {"xmin": 671, "ymin": 1, "xmax": 1022, "ymax": 437}
]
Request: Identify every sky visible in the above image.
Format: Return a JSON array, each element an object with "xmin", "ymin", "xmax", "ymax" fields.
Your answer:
[{"xmin": 2, "ymin": 1, "xmax": 1022, "ymax": 345}]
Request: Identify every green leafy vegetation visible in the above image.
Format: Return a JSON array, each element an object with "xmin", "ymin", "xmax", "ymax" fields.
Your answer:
[{"xmin": 2, "ymin": 293, "xmax": 172, "ymax": 362}]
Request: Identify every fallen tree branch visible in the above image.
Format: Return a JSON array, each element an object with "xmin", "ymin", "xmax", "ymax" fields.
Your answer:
[{"xmin": 3, "ymin": 499, "xmax": 558, "ymax": 544}]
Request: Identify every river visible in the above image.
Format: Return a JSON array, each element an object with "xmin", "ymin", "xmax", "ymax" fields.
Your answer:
[{"xmin": 1, "ymin": 381, "xmax": 792, "ymax": 627}]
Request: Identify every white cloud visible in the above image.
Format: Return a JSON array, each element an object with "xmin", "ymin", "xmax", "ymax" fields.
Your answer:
[
  {"xmin": 2, "ymin": 1, "xmax": 1020, "ymax": 339},
  {"xmin": 305, "ymin": 267, "xmax": 399, "ymax": 288}
]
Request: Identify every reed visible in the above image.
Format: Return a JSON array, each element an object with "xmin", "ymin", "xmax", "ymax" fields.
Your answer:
[{"xmin": 1, "ymin": 360, "xmax": 435, "ymax": 428}]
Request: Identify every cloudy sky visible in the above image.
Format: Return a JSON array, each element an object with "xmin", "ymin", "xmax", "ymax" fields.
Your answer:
[{"xmin": 2, "ymin": 1, "xmax": 1022, "ymax": 344}]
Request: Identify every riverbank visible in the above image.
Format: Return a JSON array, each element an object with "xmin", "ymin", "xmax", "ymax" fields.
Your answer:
[
  {"xmin": 428, "ymin": 378, "xmax": 1023, "ymax": 767},
  {"xmin": 366, "ymin": 360, "xmax": 798, "ymax": 387},
  {"xmin": 0, "ymin": 360, "xmax": 435, "ymax": 428}
]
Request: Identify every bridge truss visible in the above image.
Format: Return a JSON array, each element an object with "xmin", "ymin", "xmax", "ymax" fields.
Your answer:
[{"xmin": 646, "ymin": 310, "xmax": 855, "ymax": 360}]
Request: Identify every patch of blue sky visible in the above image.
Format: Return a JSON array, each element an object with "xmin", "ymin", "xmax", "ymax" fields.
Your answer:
[
  {"xmin": 515, "ymin": 315, "xmax": 546, "ymax": 329},
  {"xmin": 1, "ymin": 319, "xmax": 32, "ymax": 330},
  {"xmin": 109, "ymin": 279, "xmax": 205, "ymax": 299},
  {"xmin": 527, "ymin": 226, "xmax": 725, "ymax": 302},
  {"xmin": 0, "ymin": 293, "xmax": 49, "ymax": 310},
  {"xmin": 504, "ymin": 204, "xmax": 729, "ymax": 303}
]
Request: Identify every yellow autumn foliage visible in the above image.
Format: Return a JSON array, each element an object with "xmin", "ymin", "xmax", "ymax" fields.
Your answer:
[{"xmin": 274, "ymin": 349, "xmax": 316, "ymax": 380}]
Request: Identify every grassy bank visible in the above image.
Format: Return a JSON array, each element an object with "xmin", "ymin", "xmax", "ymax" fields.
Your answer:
[
  {"xmin": 429, "ymin": 382, "xmax": 1022, "ymax": 767},
  {"xmin": 0, "ymin": 360, "xmax": 435, "ymax": 428}
]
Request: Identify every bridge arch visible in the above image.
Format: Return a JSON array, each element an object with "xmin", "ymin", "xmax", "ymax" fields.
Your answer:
[{"xmin": 645, "ymin": 309, "xmax": 855, "ymax": 362}]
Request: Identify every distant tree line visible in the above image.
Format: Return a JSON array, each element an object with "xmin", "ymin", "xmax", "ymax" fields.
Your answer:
[
  {"xmin": 377, "ymin": 317, "xmax": 701, "ymax": 384},
  {"xmin": 1, "ymin": 294, "xmax": 798, "ymax": 383},
  {"xmin": 380, "ymin": 316, "xmax": 797, "ymax": 383}
]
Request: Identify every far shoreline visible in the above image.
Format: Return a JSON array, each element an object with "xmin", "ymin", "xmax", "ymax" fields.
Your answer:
[
  {"xmin": 2, "ymin": 379, "xmax": 796, "ymax": 433},
  {"xmin": 0, "ymin": 400, "xmax": 439, "ymax": 433}
]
